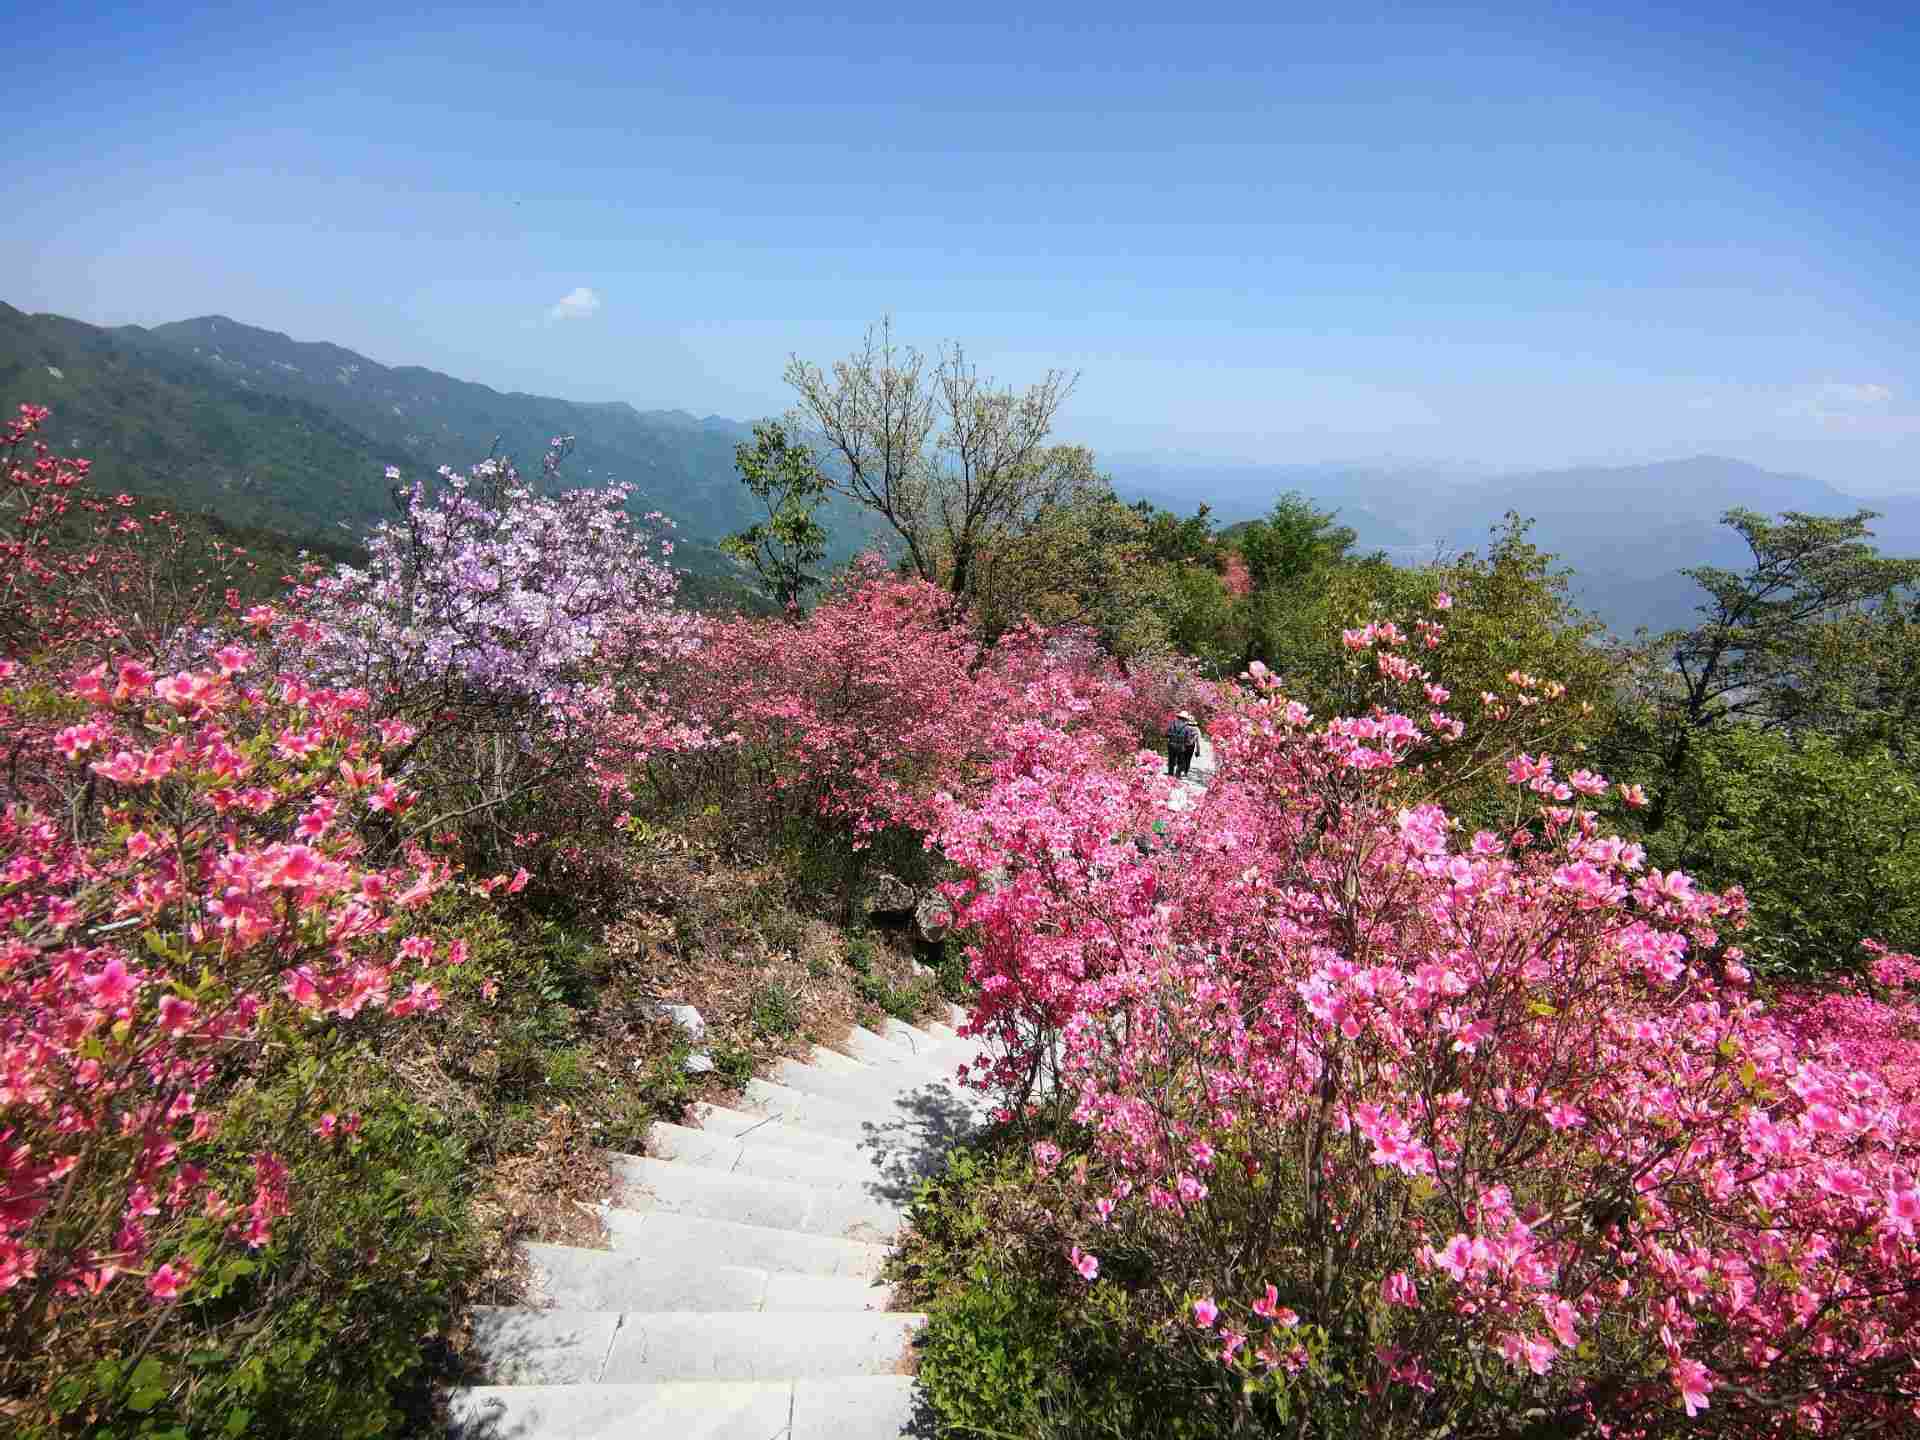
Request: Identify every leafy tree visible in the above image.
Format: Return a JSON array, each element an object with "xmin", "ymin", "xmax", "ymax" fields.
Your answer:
[
  {"xmin": 1231, "ymin": 493, "xmax": 1367, "ymax": 680},
  {"xmin": 1671, "ymin": 509, "xmax": 1918, "ymax": 726},
  {"xmin": 967, "ymin": 485, "xmax": 1153, "ymax": 649},
  {"xmin": 1132, "ymin": 499, "xmax": 1217, "ymax": 566},
  {"xmin": 783, "ymin": 318, "xmax": 1089, "ymax": 600},
  {"xmin": 1620, "ymin": 508, "xmax": 1920, "ymax": 828},
  {"xmin": 1650, "ymin": 726, "xmax": 1920, "ymax": 979},
  {"xmin": 1236, "ymin": 491, "xmax": 1358, "ymax": 590},
  {"xmin": 721, "ymin": 421, "xmax": 831, "ymax": 610}
]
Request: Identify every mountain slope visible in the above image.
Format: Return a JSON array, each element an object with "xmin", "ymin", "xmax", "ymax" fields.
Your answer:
[
  {"xmin": 1, "ymin": 303, "xmax": 412, "ymax": 542},
  {"xmin": 127, "ymin": 316, "xmax": 774, "ymax": 539},
  {"xmin": 0, "ymin": 305, "xmax": 860, "ymax": 604}
]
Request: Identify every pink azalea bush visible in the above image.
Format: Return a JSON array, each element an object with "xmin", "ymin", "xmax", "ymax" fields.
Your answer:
[
  {"xmin": 0, "ymin": 640, "xmax": 473, "ymax": 1407},
  {"xmin": 935, "ymin": 594, "xmax": 1920, "ymax": 1436},
  {"xmin": 664, "ymin": 560, "xmax": 1165, "ymax": 847},
  {"xmin": 0, "ymin": 416, "xmax": 660, "ymax": 1429}
]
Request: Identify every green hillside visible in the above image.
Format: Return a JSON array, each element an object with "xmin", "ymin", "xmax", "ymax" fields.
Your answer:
[
  {"xmin": 128, "ymin": 314, "xmax": 772, "ymax": 538},
  {"xmin": 0, "ymin": 304, "xmax": 865, "ymax": 606},
  {"xmin": 1, "ymin": 303, "xmax": 412, "ymax": 545}
]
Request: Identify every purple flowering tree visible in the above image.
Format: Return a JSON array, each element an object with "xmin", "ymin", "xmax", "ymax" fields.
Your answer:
[{"xmin": 296, "ymin": 440, "xmax": 694, "ymax": 858}]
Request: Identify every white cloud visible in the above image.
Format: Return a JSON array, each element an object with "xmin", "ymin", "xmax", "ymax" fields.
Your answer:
[
  {"xmin": 547, "ymin": 286, "xmax": 602, "ymax": 321},
  {"xmin": 1785, "ymin": 380, "xmax": 1909, "ymax": 431}
]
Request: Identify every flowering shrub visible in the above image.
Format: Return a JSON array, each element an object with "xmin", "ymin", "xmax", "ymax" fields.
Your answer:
[
  {"xmin": 285, "ymin": 442, "xmax": 694, "ymax": 873},
  {"xmin": 1, "ymin": 405, "xmax": 272, "ymax": 672},
  {"xmin": 932, "ymin": 593, "xmax": 1920, "ymax": 1436},
  {"xmin": 659, "ymin": 561, "xmax": 1189, "ymax": 864},
  {"xmin": 0, "ymin": 640, "xmax": 473, "ymax": 1426},
  {"xmin": 301, "ymin": 441, "xmax": 682, "ymax": 702},
  {"xmin": 661, "ymin": 561, "xmax": 994, "ymax": 840}
]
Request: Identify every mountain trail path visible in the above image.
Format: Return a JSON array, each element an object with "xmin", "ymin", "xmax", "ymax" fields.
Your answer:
[
  {"xmin": 447, "ymin": 744, "xmax": 1218, "ymax": 1437},
  {"xmin": 446, "ymin": 1005, "xmax": 989, "ymax": 1438},
  {"xmin": 1164, "ymin": 733, "xmax": 1218, "ymax": 810}
]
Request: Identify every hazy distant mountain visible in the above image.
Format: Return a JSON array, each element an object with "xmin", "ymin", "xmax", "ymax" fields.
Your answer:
[{"xmin": 1115, "ymin": 453, "xmax": 1920, "ymax": 636}]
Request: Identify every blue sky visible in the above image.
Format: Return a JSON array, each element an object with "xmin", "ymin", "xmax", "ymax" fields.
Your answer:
[{"xmin": 7, "ymin": 0, "xmax": 1919, "ymax": 491}]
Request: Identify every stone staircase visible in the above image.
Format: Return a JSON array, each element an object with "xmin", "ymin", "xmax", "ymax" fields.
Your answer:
[{"xmin": 447, "ymin": 1006, "xmax": 986, "ymax": 1439}]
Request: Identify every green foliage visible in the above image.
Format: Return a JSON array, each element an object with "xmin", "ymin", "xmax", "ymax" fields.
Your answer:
[
  {"xmin": 1669, "ymin": 508, "xmax": 1920, "ymax": 737},
  {"xmin": 750, "ymin": 980, "xmax": 802, "ymax": 1038},
  {"xmin": 722, "ymin": 421, "xmax": 832, "ymax": 609},
  {"xmin": 843, "ymin": 935, "xmax": 878, "ymax": 975},
  {"xmin": 33, "ymin": 1049, "xmax": 477, "ymax": 1440},
  {"xmin": 1649, "ymin": 727, "xmax": 1920, "ymax": 979},
  {"xmin": 1236, "ymin": 491, "xmax": 1358, "ymax": 591},
  {"xmin": 900, "ymin": 1139, "xmax": 1249, "ymax": 1440},
  {"xmin": 711, "ymin": 1041, "xmax": 757, "ymax": 1085},
  {"xmin": 853, "ymin": 969, "xmax": 933, "ymax": 1023},
  {"xmin": 932, "ymin": 932, "xmax": 973, "ymax": 1001},
  {"xmin": 1133, "ymin": 500, "xmax": 1219, "ymax": 567}
]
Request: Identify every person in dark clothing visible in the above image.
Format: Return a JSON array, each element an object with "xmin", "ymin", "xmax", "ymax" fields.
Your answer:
[{"xmin": 1166, "ymin": 710, "xmax": 1200, "ymax": 778}]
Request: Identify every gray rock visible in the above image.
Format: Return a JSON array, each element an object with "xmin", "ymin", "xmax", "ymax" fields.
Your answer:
[
  {"xmin": 864, "ymin": 871, "xmax": 916, "ymax": 916},
  {"xmin": 913, "ymin": 888, "xmax": 951, "ymax": 942}
]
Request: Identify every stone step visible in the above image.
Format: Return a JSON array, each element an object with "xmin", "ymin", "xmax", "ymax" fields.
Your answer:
[
  {"xmin": 598, "ymin": 1205, "xmax": 889, "ymax": 1280},
  {"xmin": 608, "ymin": 1152, "xmax": 903, "ymax": 1243},
  {"xmin": 684, "ymin": 1099, "xmax": 880, "ymax": 1158},
  {"xmin": 523, "ymin": 1242, "xmax": 892, "ymax": 1314},
  {"xmin": 644, "ymin": 1120, "xmax": 893, "ymax": 1190},
  {"xmin": 801, "ymin": 1043, "xmax": 871, "ymax": 1076},
  {"xmin": 682, "ymin": 1099, "xmax": 960, "ymax": 1199},
  {"xmin": 885, "ymin": 1016, "xmax": 973, "ymax": 1055},
  {"xmin": 842, "ymin": 1022, "xmax": 976, "ymax": 1071},
  {"xmin": 812, "ymin": 1031, "xmax": 978, "ymax": 1086},
  {"xmin": 465, "ymin": 1307, "xmax": 924, "ymax": 1386},
  {"xmin": 728, "ymin": 1076, "xmax": 981, "ymax": 1159},
  {"xmin": 447, "ymin": 1375, "xmax": 917, "ymax": 1440},
  {"xmin": 765, "ymin": 1056, "xmax": 991, "ymax": 1120}
]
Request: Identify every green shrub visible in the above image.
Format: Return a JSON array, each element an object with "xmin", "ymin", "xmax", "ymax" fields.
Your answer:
[
  {"xmin": 900, "ymin": 1136, "xmax": 1240, "ymax": 1440},
  {"xmin": 39, "ymin": 1050, "xmax": 477, "ymax": 1440},
  {"xmin": 750, "ymin": 981, "xmax": 801, "ymax": 1038},
  {"xmin": 712, "ymin": 1041, "xmax": 756, "ymax": 1085},
  {"xmin": 1649, "ymin": 728, "xmax": 1920, "ymax": 978},
  {"xmin": 844, "ymin": 936, "xmax": 877, "ymax": 975}
]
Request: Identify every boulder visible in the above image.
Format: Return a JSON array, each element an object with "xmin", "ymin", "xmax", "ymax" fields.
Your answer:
[
  {"xmin": 863, "ymin": 871, "xmax": 917, "ymax": 917},
  {"xmin": 914, "ymin": 889, "xmax": 952, "ymax": 944},
  {"xmin": 650, "ymin": 1003, "xmax": 707, "ymax": 1044}
]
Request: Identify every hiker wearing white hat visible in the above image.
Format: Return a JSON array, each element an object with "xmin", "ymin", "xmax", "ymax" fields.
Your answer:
[{"xmin": 1165, "ymin": 710, "xmax": 1201, "ymax": 778}]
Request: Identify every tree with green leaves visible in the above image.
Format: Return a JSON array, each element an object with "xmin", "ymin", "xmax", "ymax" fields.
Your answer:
[
  {"xmin": 1647, "ymin": 726, "xmax": 1920, "ymax": 980},
  {"xmin": 1236, "ymin": 491, "xmax": 1358, "ymax": 591},
  {"xmin": 782, "ymin": 319, "xmax": 1089, "ymax": 601},
  {"xmin": 1617, "ymin": 508, "xmax": 1920, "ymax": 828},
  {"xmin": 1232, "ymin": 492, "xmax": 1367, "ymax": 683},
  {"xmin": 721, "ymin": 421, "xmax": 831, "ymax": 610}
]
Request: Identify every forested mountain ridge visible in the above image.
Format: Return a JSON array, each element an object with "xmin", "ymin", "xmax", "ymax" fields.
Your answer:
[
  {"xmin": 0, "ymin": 303, "xmax": 858, "ymax": 600},
  {"xmin": 0, "ymin": 302, "xmax": 414, "ymax": 542},
  {"xmin": 132, "ymin": 314, "xmax": 766, "ymax": 538}
]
